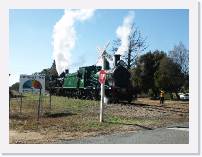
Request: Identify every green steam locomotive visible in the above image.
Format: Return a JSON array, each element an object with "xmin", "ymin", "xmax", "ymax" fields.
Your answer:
[{"xmin": 51, "ymin": 54, "xmax": 134, "ymax": 103}]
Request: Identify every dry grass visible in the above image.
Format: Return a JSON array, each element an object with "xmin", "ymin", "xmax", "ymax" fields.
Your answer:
[{"xmin": 9, "ymin": 94, "xmax": 189, "ymax": 144}]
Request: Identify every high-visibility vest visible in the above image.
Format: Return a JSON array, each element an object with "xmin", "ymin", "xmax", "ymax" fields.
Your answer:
[{"xmin": 160, "ymin": 91, "xmax": 164, "ymax": 97}]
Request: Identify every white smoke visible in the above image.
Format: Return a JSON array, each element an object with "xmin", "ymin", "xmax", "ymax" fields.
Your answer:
[
  {"xmin": 116, "ymin": 11, "xmax": 135, "ymax": 55},
  {"xmin": 52, "ymin": 9, "xmax": 95, "ymax": 75}
]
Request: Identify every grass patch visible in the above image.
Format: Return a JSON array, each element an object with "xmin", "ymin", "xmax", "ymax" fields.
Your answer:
[{"xmin": 105, "ymin": 115, "xmax": 162, "ymax": 127}]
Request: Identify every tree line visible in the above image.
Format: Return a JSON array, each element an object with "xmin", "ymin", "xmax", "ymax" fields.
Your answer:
[{"xmin": 130, "ymin": 48, "xmax": 188, "ymax": 99}]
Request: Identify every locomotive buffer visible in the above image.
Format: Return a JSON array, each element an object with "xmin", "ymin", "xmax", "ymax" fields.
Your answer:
[{"xmin": 97, "ymin": 42, "xmax": 112, "ymax": 122}]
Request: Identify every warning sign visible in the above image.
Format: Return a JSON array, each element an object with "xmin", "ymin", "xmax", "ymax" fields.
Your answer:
[{"xmin": 99, "ymin": 70, "xmax": 106, "ymax": 84}]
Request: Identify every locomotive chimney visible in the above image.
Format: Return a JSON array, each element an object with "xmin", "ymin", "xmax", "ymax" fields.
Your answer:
[
  {"xmin": 114, "ymin": 54, "xmax": 121, "ymax": 66},
  {"xmin": 65, "ymin": 69, "xmax": 69, "ymax": 74}
]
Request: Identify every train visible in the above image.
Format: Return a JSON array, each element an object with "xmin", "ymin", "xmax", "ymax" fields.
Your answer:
[{"xmin": 49, "ymin": 54, "xmax": 134, "ymax": 103}]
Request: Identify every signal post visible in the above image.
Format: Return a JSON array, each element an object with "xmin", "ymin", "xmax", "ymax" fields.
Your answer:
[
  {"xmin": 99, "ymin": 58, "xmax": 106, "ymax": 123},
  {"xmin": 97, "ymin": 41, "xmax": 111, "ymax": 123}
]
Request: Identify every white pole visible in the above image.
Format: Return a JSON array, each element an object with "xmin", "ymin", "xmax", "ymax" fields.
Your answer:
[{"xmin": 100, "ymin": 55, "xmax": 105, "ymax": 122}]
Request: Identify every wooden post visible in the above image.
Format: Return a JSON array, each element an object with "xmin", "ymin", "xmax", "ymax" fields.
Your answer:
[
  {"xmin": 49, "ymin": 92, "xmax": 52, "ymax": 110},
  {"xmin": 37, "ymin": 88, "xmax": 42, "ymax": 121},
  {"xmin": 100, "ymin": 83, "xmax": 104, "ymax": 122},
  {"xmin": 20, "ymin": 93, "xmax": 22, "ymax": 113},
  {"xmin": 9, "ymin": 91, "xmax": 11, "ymax": 113}
]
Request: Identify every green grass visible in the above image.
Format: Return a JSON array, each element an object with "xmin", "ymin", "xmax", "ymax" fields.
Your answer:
[{"xmin": 105, "ymin": 115, "xmax": 161, "ymax": 126}]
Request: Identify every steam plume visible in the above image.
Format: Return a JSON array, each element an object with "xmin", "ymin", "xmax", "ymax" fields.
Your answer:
[
  {"xmin": 116, "ymin": 11, "xmax": 135, "ymax": 55},
  {"xmin": 52, "ymin": 9, "xmax": 95, "ymax": 75}
]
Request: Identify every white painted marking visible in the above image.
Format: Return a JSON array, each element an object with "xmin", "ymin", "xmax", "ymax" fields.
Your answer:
[{"xmin": 167, "ymin": 128, "xmax": 189, "ymax": 131}]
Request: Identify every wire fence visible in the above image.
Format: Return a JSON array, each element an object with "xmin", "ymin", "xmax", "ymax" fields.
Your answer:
[
  {"xmin": 10, "ymin": 93, "xmax": 63, "ymax": 120},
  {"xmin": 9, "ymin": 93, "xmax": 102, "ymax": 121}
]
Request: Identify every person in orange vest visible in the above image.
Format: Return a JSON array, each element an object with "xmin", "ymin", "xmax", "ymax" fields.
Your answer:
[{"xmin": 160, "ymin": 90, "xmax": 165, "ymax": 104}]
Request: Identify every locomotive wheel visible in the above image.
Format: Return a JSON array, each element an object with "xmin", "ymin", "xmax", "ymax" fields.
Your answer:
[
  {"xmin": 127, "ymin": 92, "xmax": 133, "ymax": 103},
  {"xmin": 111, "ymin": 98, "xmax": 119, "ymax": 104}
]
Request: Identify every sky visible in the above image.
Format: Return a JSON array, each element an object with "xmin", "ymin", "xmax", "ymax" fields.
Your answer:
[{"xmin": 9, "ymin": 9, "xmax": 188, "ymax": 86}]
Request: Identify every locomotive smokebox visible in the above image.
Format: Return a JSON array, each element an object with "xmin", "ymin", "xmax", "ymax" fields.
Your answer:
[{"xmin": 114, "ymin": 54, "xmax": 121, "ymax": 66}]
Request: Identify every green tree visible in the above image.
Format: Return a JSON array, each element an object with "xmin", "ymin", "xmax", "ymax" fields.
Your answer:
[
  {"xmin": 131, "ymin": 50, "xmax": 165, "ymax": 97},
  {"xmin": 130, "ymin": 65, "xmax": 142, "ymax": 95},
  {"xmin": 49, "ymin": 60, "xmax": 58, "ymax": 77},
  {"xmin": 10, "ymin": 82, "xmax": 19, "ymax": 91},
  {"xmin": 32, "ymin": 60, "xmax": 59, "ymax": 91},
  {"xmin": 154, "ymin": 57, "xmax": 184, "ymax": 99},
  {"xmin": 45, "ymin": 60, "xmax": 58, "ymax": 91}
]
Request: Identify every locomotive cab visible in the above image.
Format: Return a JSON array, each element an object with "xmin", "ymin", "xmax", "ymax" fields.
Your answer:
[{"xmin": 106, "ymin": 55, "xmax": 133, "ymax": 103}]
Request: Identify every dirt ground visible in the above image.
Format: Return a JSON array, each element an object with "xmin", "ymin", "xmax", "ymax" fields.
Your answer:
[{"xmin": 9, "ymin": 97, "xmax": 189, "ymax": 144}]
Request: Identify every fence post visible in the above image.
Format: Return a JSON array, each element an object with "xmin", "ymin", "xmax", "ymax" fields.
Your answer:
[
  {"xmin": 9, "ymin": 91, "xmax": 11, "ymax": 113},
  {"xmin": 20, "ymin": 93, "xmax": 22, "ymax": 113},
  {"xmin": 49, "ymin": 92, "xmax": 52, "ymax": 110},
  {"xmin": 37, "ymin": 88, "xmax": 42, "ymax": 121}
]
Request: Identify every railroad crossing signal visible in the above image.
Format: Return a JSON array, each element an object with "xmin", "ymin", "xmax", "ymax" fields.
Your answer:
[
  {"xmin": 99, "ymin": 70, "xmax": 106, "ymax": 84},
  {"xmin": 96, "ymin": 41, "xmax": 111, "ymax": 123},
  {"xmin": 97, "ymin": 41, "xmax": 110, "ymax": 56},
  {"xmin": 96, "ymin": 41, "xmax": 113, "ymax": 65}
]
